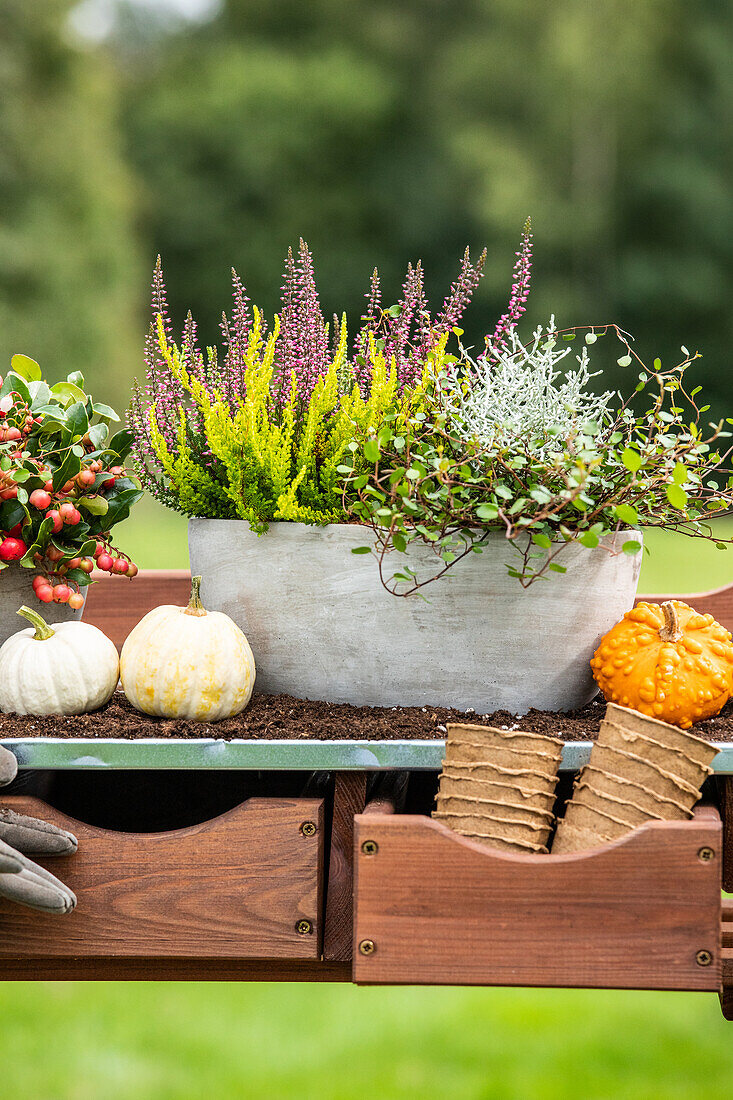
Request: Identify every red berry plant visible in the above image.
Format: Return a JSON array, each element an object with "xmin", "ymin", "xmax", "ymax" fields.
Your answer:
[{"xmin": 0, "ymin": 354, "xmax": 142, "ymax": 607}]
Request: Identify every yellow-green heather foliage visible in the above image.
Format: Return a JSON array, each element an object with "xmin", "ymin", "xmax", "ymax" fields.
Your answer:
[{"xmin": 145, "ymin": 308, "xmax": 412, "ymax": 529}]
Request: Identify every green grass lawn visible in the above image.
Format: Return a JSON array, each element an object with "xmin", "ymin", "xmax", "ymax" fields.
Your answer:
[
  {"xmin": 2, "ymin": 981, "xmax": 731, "ymax": 1099},
  {"xmin": 4, "ymin": 507, "xmax": 733, "ymax": 1099}
]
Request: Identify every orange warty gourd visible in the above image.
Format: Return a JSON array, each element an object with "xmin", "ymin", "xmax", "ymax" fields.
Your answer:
[{"xmin": 590, "ymin": 600, "xmax": 733, "ymax": 728}]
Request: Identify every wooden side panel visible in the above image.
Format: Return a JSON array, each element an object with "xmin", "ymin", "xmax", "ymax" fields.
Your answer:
[
  {"xmin": 717, "ymin": 777, "xmax": 733, "ymax": 893},
  {"xmin": 323, "ymin": 772, "xmax": 367, "ymax": 962},
  {"xmin": 353, "ymin": 807, "xmax": 722, "ymax": 990},
  {"xmin": 0, "ymin": 796, "xmax": 323, "ymax": 960},
  {"xmin": 84, "ymin": 570, "xmax": 191, "ymax": 649}
]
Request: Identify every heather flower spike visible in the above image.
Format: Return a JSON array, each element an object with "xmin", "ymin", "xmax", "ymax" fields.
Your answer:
[
  {"xmin": 275, "ymin": 239, "xmax": 330, "ymax": 405},
  {"xmin": 486, "ymin": 217, "xmax": 533, "ymax": 356},
  {"xmin": 354, "ymin": 247, "xmax": 486, "ymax": 394}
]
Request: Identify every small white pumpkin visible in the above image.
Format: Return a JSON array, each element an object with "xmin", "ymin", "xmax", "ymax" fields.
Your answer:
[
  {"xmin": 120, "ymin": 575, "xmax": 255, "ymax": 722},
  {"xmin": 0, "ymin": 605, "xmax": 120, "ymax": 716}
]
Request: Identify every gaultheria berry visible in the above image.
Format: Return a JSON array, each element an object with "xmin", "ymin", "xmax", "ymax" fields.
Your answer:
[
  {"xmin": 29, "ymin": 489, "xmax": 52, "ymax": 510},
  {"xmin": 0, "ymin": 537, "xmax": 26, "ymax": 561}
]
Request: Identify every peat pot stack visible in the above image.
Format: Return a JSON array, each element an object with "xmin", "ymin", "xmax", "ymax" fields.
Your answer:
[
  {"xmin": 433, "ymin": 723, "xmax": 563, "ymax": 854},
  {"xmin": 552, "ymin": 702, "xmax": 718, "ymax": 854}
]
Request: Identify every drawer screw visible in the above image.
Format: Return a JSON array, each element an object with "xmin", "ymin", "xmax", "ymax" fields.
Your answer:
[
  {"xmin": 696, "ymin": 949, "xmax": 713, "ymax": 967},
  {"xmin": 697, "ymin": 846, "xmax": 715, "ymax": 863},
  {"xmin": 359, "ymin": 939, "xmax": 376, "ymax": 956},
  {"xmin": 361, "ymin": 839, "xmax": 379, "ymax": 856},
  {"xmin": 296, "ymin": 919, "xmax": 313, "ymax": 936},
  {"xmin": 300, "ymin": 821, "xmax": 317, "ymax": 837}
]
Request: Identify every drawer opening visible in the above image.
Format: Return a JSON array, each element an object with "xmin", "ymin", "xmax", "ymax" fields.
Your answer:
[
  {"xmin": 365, "ymin": 770, "xmax": 722, "ymax": 854},
  {"xmin": 6, "ymin": 769, "xmax": 331, "ymax": 832}
]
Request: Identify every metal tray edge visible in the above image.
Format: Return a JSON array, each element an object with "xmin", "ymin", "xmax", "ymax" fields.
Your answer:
[{"xmin": 2, "ymin": 737, "xmax": 732, "ymax": 773}]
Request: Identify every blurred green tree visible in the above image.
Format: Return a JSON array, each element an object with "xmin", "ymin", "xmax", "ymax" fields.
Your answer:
[
  {"xmin": 119, "ymin": 0, "xmax": 733, "ymax": 414},
  {"xmin": 4, "ymin": 0, "xmax": 733, "ymax": 417},
  {"xmin": 0, "ymin": 0, "xmax": 143, "ymax": 404}
]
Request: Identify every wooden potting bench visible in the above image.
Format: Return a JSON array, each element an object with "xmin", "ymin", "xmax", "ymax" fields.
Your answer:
[{"xmin": 0, "ymin": 570, "xmax": 731, "ymax": 1020}]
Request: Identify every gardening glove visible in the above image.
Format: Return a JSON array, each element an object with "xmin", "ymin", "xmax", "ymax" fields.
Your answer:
[{"xmin": 0, "ymin": 744, "xmax": 77, "ymax": 914}]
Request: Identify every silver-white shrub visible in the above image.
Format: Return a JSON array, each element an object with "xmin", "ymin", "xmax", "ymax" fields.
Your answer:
[{"xmin": 442, "ymin": 320, "xmax": 615, "ymax": 454}]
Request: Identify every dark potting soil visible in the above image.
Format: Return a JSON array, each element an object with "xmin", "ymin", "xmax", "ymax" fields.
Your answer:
[{"xmin": 3, "ymin": 689, "xmax": 733, "ymax": 742}]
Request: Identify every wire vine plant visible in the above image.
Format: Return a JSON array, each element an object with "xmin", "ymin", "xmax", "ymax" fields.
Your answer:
[{"xmin": 343, "ymin": 321, "xmax": 733, "ymax": 596}]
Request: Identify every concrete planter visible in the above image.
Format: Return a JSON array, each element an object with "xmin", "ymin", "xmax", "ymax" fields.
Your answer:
[
  {"xmin": 188, "ymin": 519, "xmax": 643, "ymax": 713},
  {"xmin": 0, "ymin": 565, "xmax": 85, "ymax": 648}
]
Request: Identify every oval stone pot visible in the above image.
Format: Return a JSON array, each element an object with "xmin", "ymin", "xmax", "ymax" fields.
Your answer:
[
  {"xmin": 188, "ymin": 520, "xmax": 643, "ymax": 712},
  {"xmin": 0, "ymin": 565, "xmax": 85, "ymax": 648}
]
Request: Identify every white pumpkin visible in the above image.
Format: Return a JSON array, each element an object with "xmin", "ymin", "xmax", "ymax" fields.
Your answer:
[
  {"xmin": 0, "ymin": 605, "xmax": 119, "ymax": 716},
  {"xmin": 120, "ymin": 575, "xmax": 255, "ymax": 721}
]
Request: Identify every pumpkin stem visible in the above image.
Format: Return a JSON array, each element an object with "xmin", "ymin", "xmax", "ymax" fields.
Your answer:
[
  {"xmin": 17, "ymin": 605, "xmax": 56, "ymax": 641},
  {"xmin": 184, "ymin": 575, "xmax": 207, "ymax": 617},
  {"xmin": 659, "ymin": 600, "xmax": 683, "ymax": 643}
]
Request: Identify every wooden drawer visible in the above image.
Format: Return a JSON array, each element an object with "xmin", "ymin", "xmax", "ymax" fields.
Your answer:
[
  {"xmin": 353, "ymin": 805, "xmax": 722, "ymax": 990},
  {"xmin": 0, "ymin": 795, "xmax": 324, "ymax": 963}
]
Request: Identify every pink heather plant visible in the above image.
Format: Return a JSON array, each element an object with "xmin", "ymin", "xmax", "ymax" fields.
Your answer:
[
  {"xmin": 354, "ymin": 246, "xmax": 487, "ymax": 394},
  {"xmin": 274, "ymin": 239, "xmax": 330, "ymax": 405},
  {"xmin": 485, "ymin": 216, "xmax": 533, "ymax": 357}
]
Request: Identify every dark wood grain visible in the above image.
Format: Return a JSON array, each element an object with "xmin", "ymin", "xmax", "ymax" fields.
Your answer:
[
  {"xmin": 717, "ymin": 778, "xmax": 733, "ymax": 893},
  {"xmin": 323, "ymin": 773, "xmax": 367, "ymax": 962},
  {"xmin": 84, "ymin": 569, "xmax": 191, "ymax": 649},
  {"xmin": 0, "ymin": 795, "xmax": 323, "ymax": 961},
  {"xmin": 0, "ymin": 957, "xmax": 351, "ymax": 982},
  {"xmin": 353, "ymin": 806, "xmax": 722, "ymax": 990}
]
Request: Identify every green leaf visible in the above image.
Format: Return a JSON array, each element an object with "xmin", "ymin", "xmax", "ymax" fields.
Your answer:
[
  {"xmin": 1, "ymin": 373, "xmax": 31, "ymax": 405},
  {"xmin": 32, "ymin": 404, "xmax": 67, "ymax": 422},
  {"xmin": 107, "ymin": 428, "xmax": 134, "ymax": 462},
  {"xmin": 20, "ymin": 516, "xmax": 54, "ymax": 566},
  {"xmin": 351, "ymin": 546, "xmax": 372, "ymax": 555},
  {"xmin": 28, "ymin": 380, "xmax": 51, "ymax": 405},
  {"xmin": 92, "ymin": 402, "xmax": 120, "ymax": 422},
  {"xmin": 672, "ymin": 462, "xmax": 688, "ymax": 485},
  {"xmin": 78, "ymin": 495, "xmax": 109, "ymax": 516},
  {"xmin": 10, "ymin": 354, "xmax": 41, "ymax": 381},
  {"xmin": 579, "ymin": 530, "xmax": 599, "ymax": 548},
  {"xmin": 476, "ymin": 503, "xmax": 498, "ymax": 520},
  {"xmin": 614, "ymin": 503, "xmax": 638, "ymax": 525},
  {"xmin": 531, "ymin": 532, "xmax": 552, "ymax": 549},
  {"xmin": 51, "ymin": 381, "xmax": 86, "ymax": 407},
  {"xmin": 548, "ymin": 563, "xmax": 567, "ymax": 573},
  {"xmin": 102, "ymin": 487, "xmax": 143, "ymax": 529},
  {"xmin": 65, "ymin": 401, "xmax": 89, "ymax": 440},
  {"xmin": 363, "ymin": 438, "xmax": 379, "ymax": 463},
  {"xmin": 623, "ymin": 540, "xmax": 642, "ymax": 555},
  {"xmin": 66, "ymin": 370, "xmax": 85, "ymax": 389},
  {"xmin": 665, "ymin": 483, "xmax": 688, "ymax": 510},
  {"xmin": 392, "ymin": 533, "xmax": 407, "ymax": 553},
  {"xmin": 52, "ymin": 449, "xmax": 82, "ymax": 492},
  {"xmin": 621, "ymin": 447, "xmax": 643, "ymax": 473},
  {"xmin": 88, "ymin": 423, "xmax": 108, "ymax": 450}
]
